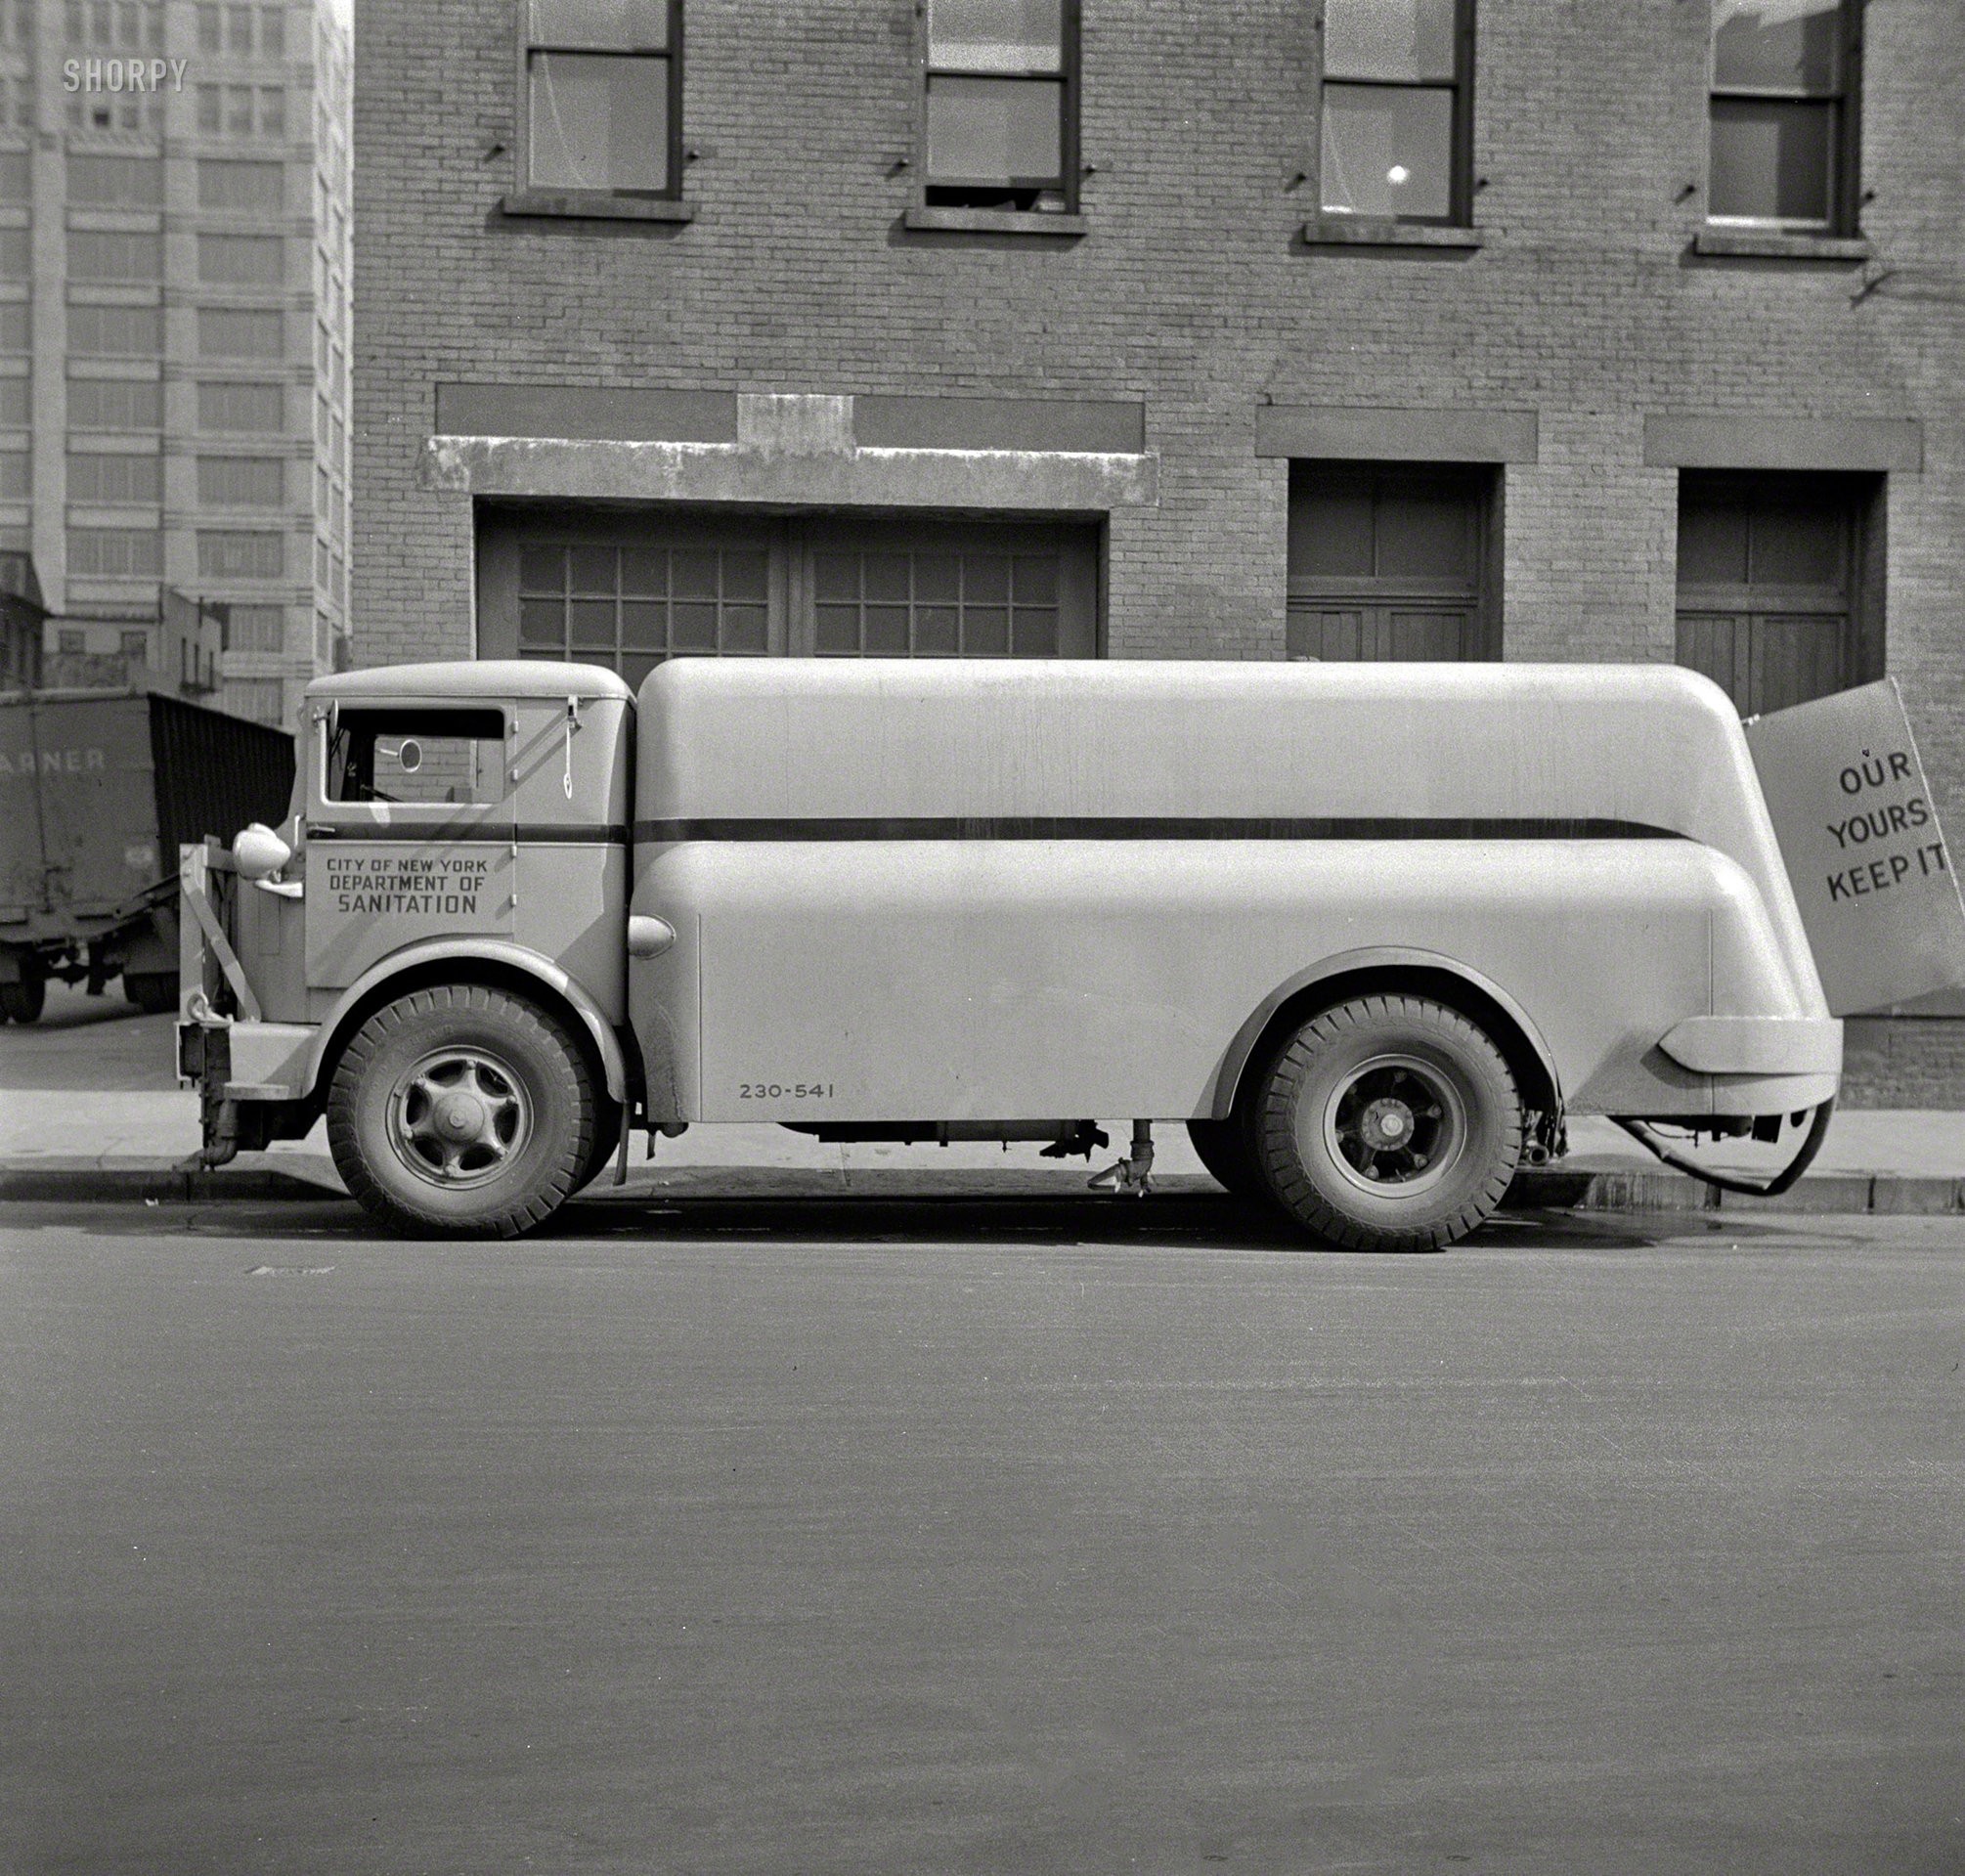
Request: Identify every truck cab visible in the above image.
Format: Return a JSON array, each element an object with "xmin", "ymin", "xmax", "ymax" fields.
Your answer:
[{"xmin": 181, "ymin": 662, "xmax": 635, "ymax": 1207}]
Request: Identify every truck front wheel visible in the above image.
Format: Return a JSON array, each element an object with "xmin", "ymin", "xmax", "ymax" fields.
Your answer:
[
  {"xmin": 1254, "ymin": 993, "xmax": 1521, "ymax": 1252},
  {"xmin": 327, "ymin": 984, "xmax": 597, "ymax": 1239}
]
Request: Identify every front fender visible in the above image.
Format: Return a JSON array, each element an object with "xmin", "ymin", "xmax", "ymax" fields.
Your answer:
[{"xmin": 302, "ymin": 938, "xmax": 629, "ymax": 1102}]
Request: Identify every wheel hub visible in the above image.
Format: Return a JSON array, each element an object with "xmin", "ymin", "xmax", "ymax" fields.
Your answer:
[
  {"xmin": 1321, "ymin": 1054, "xmax": 1463, "ymax": 1195},
  {"xmin": 1358, "ymin": 1098, "xmax": 1414, "ymax": 1152},
  {"xmin": 387, "ymin": 1048, "xmax": 531, "ymax": 1190},
  {"xmin": 435, "ymin": 1093, "xmax": 486, "ymax": 1141}
]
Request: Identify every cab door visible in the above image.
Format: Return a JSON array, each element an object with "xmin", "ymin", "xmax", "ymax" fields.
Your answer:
[{"xmin": 304, "ymin": 701, "xmax": 516, "ymax": 989}]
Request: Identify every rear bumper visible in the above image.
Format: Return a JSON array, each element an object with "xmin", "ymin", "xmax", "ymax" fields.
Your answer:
[{"xmin": 1658, "ymin": 1014, "xmax": 1843, "ymax": 1077}]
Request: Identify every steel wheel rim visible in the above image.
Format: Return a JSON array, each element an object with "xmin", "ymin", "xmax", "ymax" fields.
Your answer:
[
  {"xmin": 385, "ymin": 1045, "xmax": 532, "ymax": 1191},
  {"xmin": 1318, "ymin": 1052, "xmax": 1466, "ymax": 1198}
]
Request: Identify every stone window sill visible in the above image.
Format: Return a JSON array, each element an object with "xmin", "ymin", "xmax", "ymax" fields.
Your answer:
[
  {"xmin": 501, "ymin": 190, "xmax": 693, "ymax": 224},
  {"xmin": 902, "ymin": 205, "xmax": 1087, "ymax": 237},
  {"xmin": 1305, "ymin": 214, "xmax": 1481, "ymax": 249},
  {"xmin": 1693, "ymin": 226, "xmax": 1870, "ymax": 261}
]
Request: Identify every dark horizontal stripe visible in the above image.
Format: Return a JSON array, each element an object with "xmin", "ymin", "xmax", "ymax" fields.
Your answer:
[
  {"xmin": 631, "ymin": 815, "xmax": 1685, "ymax": 844},
  {"xmin": 308, "ymin": 822, "xmax": 627, "ymax": 845}
]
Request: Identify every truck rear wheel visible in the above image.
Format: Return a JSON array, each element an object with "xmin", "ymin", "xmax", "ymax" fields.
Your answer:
[
  {"xmin": 327, "ymin": 984, "xmax": 597, "ymax": 1239},
  {"xmin": 1186, "ymin": 1117, "xmax": 1269, "ymax": 1201},
  {"xmin": 0, "ymin": 967, "xmax": 44, "ymax": 1025},
  {"xmin": 1255, "ymin": 993, "xmax": 1521, "ymax": 1252}
]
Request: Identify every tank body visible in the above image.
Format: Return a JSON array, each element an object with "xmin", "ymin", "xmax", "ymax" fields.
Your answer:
[{"xmin": 628, "ymin": 660, "xmax": 1836, "ymax": 1124}]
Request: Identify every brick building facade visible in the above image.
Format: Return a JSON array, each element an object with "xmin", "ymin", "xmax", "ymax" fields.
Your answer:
[{"xmin": 352, "ymin": 0, "xmax": 1965, "ymax": 1100}]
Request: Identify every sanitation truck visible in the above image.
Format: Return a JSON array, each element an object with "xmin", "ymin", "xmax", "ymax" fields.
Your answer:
[
  {"xmin": 173, "ymin": 656, "xmax": 1877, "ymax": 1250},
  {"xmin": 1, "ymin": 687, "xmax": 292, "ymax": 1021}
]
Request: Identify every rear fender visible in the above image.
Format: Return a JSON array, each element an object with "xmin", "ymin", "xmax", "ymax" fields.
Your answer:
[
  {"xmin": 1210, "ymin": 945, "xmax": 1564, "ymax": 1119},
  {"xmin": 302, "ymin": 938, "xmax": 628, "ymax": 1103}
]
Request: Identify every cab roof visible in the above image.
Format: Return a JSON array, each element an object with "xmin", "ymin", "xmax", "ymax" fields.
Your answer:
[{"xmin": 306, "ymin": 660, "xmax": 633, "ymax": 704}]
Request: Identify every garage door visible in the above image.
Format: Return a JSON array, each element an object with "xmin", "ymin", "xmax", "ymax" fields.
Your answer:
[
  {"xmin": 1674, "ymin": 471, "xmax": 1877, "ymax": 717},
  {"xmin": 1286, "ymin": 463, "xmax": 1499, "ymax": 662},
  {"xmin": 478, "ymin": 509, "xmax": 1101, "ymax": 684}
]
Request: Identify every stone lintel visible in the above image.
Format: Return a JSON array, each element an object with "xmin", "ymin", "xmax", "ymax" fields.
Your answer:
[
  {"xmin": 1643, "ymin": 414, "xmax": 1923, "ymax": 473},
  {"xmin": 1255, "ymin": 405, "xmax": 1539, "ymax": 463},
  {"xmin": 419, "ymin": 434, "xmax": 1160, "ymax": 510}
]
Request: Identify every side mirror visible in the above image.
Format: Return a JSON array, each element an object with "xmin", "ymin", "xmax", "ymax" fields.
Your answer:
[{"xmin": 233, "ymin": 822, "xmax": 293, "ymax": 882}]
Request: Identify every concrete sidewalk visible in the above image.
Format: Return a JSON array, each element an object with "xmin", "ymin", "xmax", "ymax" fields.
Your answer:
[{"xmin": 3, "ymin": 983, "xmax": 1962, "ymax": 1211}]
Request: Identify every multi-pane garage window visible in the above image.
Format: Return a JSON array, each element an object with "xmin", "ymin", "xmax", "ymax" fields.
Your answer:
[
  {"xmin": 924, "ymin": 0, "xmax": 1077, "ymax": 212},
  {"xmin": 814, "ymin": 549, "xmax": 1062, "ymax": 656},
  {"xmin": 481, "ymin": 514, "xmax": 1101, "ymax": 663},
  {"xmin": 518, "ymin": 543, "xmax": 767, "ymax": 687},
  {"xmin": 523, "ymin": 0, "xmax": 681, "ymax": 196},
  {"xmin": 1709, "ymin": 0, "xmax": 1859, "ymax": 231},
  {"xmin": 1320, "ymin": 0, "xmax": 1471, "ymax": 223}
]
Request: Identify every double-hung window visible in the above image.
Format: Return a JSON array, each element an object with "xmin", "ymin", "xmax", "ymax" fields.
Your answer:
[
  {"xmin": 923, "ymin": 0, "xmax": 1079, "ymax": 213},
  {"xmin": 1707, "ymin": 0, "xmax": 1860, "ymax": 233},
  {"xmin": 1319, "ymin": 0, "xmax": 1472, "ymax": 225},
  {"xmin": 522, "ymin": 0, "xmax": 681, "ymax": 198}
]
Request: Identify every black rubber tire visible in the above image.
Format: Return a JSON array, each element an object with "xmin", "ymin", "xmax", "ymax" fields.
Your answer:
[
  {"xmin": 125, "ymin": 972, "xmax": 178, "ymax": 1015},
  {"xmin": 327, "ymin": 983, "xmax": 597, "ymax": 1239},
  {"xmin": 1255, "ymin": 993, "xmax": 1521, "ymax": 1252},
  {"xmin": 0, "ymin": 971, "xmax": 45, "ymax": 1025},
  {"xmin": 576, "ymin": 1095, "xmax": 624, "ymax": 1192},
  {"xmin": 1186, "ymin": 1116, "xmax": 1270, "ymax": 1200}
]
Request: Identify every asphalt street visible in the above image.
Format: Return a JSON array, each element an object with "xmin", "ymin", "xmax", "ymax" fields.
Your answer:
[{"xmin": 3, "ymin": 1194, "xmax": 1962, "ymax": 1876}]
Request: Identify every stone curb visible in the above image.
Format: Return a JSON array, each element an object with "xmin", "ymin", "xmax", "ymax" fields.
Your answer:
[{"xmin": 1, "ymin": 1161, "xmax": 1960, "ymax": 1214}]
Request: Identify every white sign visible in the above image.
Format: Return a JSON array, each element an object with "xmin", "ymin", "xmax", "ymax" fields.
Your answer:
[{"xmin": 1744, "ymin": 677, "xmax": 1965, "ymax": 1016}]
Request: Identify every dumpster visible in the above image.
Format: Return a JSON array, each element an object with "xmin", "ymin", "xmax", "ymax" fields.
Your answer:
[{"xmin": 0, "ymin": 688, "xmax": 292, "ymax": 1020}]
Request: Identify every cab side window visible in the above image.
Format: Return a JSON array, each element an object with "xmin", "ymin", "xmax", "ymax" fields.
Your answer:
[{"xmin": 327, "ymin": 708, "xmax": 507, "ymax": 806}]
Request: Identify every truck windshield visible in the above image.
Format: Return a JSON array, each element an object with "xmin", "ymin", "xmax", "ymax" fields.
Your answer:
[{"xmin": 327, "ymin": 708, "xmax": 506, "ymax": 807}]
